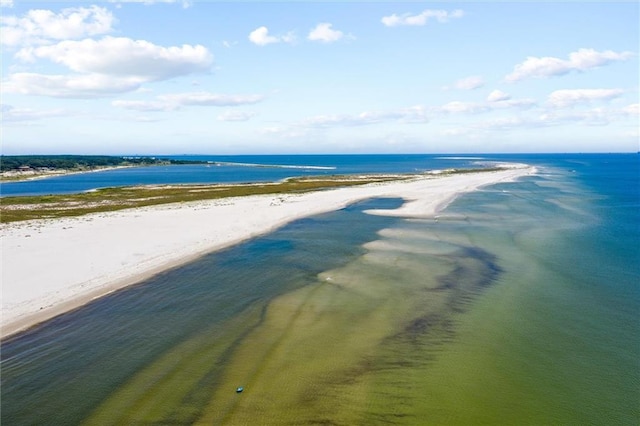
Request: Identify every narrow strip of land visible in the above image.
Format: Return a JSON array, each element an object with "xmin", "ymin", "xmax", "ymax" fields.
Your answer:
[{"xmin": 0, "ymin": 166, "xmax": 534, "ymax": 338}]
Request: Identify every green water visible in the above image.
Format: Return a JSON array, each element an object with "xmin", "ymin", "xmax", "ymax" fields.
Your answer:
[{"xmin": 2, "ymin": 164, "xmax": 639, "ymax": 425}]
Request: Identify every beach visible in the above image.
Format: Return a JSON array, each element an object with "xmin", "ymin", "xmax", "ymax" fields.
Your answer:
[{"xmin": 1, "ymin": 166, "xmax": 533, "ymax": 338}]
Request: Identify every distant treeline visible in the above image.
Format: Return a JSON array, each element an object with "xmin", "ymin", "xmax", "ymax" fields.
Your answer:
[{"xmin": 0, "ymin": 155, "xmax": 203, "ymax": 172}]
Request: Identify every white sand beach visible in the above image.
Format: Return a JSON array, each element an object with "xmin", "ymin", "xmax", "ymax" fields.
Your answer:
[{"xmin": 1, "ymin": 166, "xmax": 534, "ymax": 338}]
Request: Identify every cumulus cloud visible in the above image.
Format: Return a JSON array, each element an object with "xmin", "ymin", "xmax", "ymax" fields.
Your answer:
[
  {"xmin": 506, "ymin": 48, "xmax": 633, "ymax": 82},
  {"xmin": 111, "ymin": 92, "xmax": 264, "ymax": 111},
  {"xmin": 308, "ymin": 23, "xmax": 344, "ymax": 43},
  {"xmin": 1, "ymin": 0, "xmax": 14, "ymax": 8},
  {"xmin": 487, "ymin": 90, "xmax": 511, "ymax": 102},
  {"xmin": 16, "ymin": 36, "xmax": 212, "ymax": 81},
  {"xmin": 249, "ymin": 26, "xmax": 278, "ymax": 46},
  {"xmin": 4, "ymin": 36, "xmax": 214, "ymax": 98},
  {"xmin": 453, "ymin": 76, "xmax": 485, "ymax": 90},
  {"xmin": 547, "ymin": 88, "xmax": 625, "ymax": 108},
  {"xmin": 381, "ymin": 9, "xmax": 463, "ymax": 27},
  {"xmin": 249, "ymin": 26, "xmax": 295, "ymax": 46},
  {"xmin": 0, "ymin": 5, "xmax": 115, "ymax": 47}
]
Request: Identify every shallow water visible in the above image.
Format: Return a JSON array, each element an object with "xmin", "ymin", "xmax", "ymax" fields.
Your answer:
[{"xmin": 2, "ymin": 154, "xmax": 638, "ymax": 425}]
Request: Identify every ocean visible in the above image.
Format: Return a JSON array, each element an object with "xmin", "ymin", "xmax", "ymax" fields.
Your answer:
[{"xmin": 1, "ymin": 154, "xmax": 638, "ymax": 425}]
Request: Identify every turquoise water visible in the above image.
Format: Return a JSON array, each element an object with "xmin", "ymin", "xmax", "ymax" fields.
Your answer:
[
  {"xmin": 1, "ymin": 154, "xmax": 638, "ymax": 424},
  {"xmin": 400, "ymin": 156, "xmax": 639, "ymax": 424}
]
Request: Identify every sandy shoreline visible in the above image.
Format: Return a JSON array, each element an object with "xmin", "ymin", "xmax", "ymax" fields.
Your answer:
[
  {"xmin": 0, "ymin": 166, "xmax": 534, "ymax": 338},
  {"xmin": 0, "ymin": 165, "xmax": 134, "ymax": 183}
]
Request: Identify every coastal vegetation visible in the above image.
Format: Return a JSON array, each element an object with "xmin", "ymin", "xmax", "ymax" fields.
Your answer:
[
  {"xmin": 0, "ymin": 168, "xmax": 505, "ymax": 224},
  {"xmin": 0, "ymin": 175, "xmax": 407, "ymax": 223},
  {"xmin": 0, "ymin": 155, "xmax": 206, "ymax": 181},
  {"xmin": 0, "ymin": 155, "xmax": 203, "ymax": 172}
]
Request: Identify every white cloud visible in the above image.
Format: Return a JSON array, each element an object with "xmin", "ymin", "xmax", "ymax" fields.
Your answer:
[
  {"xmin": 2, "ymin": 72, "xmax": 145, "ymax": 98},
  {"xmin": 438, "ymin": 101, "xmax": 489, "ymax": 114},
  {"xmin": 381, "ymin": 9, "xmax": 463, "ymax": 27},
  {"xmin": 0, "ymin": 6, "xmax": 115, "ymax": 47},
  {"xmin": 453, "ymin": 76, "xmax": 484, "ymax": 90},
  {"xmin": 308, "ymin": 23, "xmax": 343, "ymax": 43},
  {"xmin": 3, "ymin": 36, "xmax": 216, "ymax": 99},
  {"xmin": 547, "ymin": 89, "xmax": 624, "ymax": 108},
  {"xmin": 249, "ymin": 26, "xmax": 278, "ymax": 46},
  {"xmin": 111, "ymin": 92, "xmax": 265, "ymax": 111},
  {"xmin": 1, "ymin": 104, "xmax": 69, "ymax": 122},
  {"xmin": 538, "ymin": 109, "xmax": 614, "ymax": 126},
  {"xmin": 302, "ymin": 113, "xmax": 379, "ymax": 127},
  {"xmin": 249, "ymin": 26, "xmax": 295, "ymax": 46},
  {"xmin": 1, "ymin": 0, "xmax": 14, "ymax": 8},
  {"xmin": 506, "ymin": 48, "xmax": 634, "ymax": 82},
  {"xmin": 217, "ymin": 111, "xmax": 257, "ymax": 121},
  {"xmin": 487, "ymin": 90, "xmax": 511, "ymax": 102},
  {"xmin": 434, "ymin": 96, "xmax": 535, "ymax": 114},
  {"xmin": 16, "ymin": 37, "xmax": 213, "ymax": 81},
  {"xmin": 478, "ymin": 103, "xmax": 635, "ymax": 131},
  {"xmin": 111, "ymin": 99, "xmax": 176, "ymax": 112},
  {"xmin": 157, "ymin": 92, "xmax": 264, "ymax": 106},
  {"xmin": 259, "ymin": 107, "xmax": 428, "ymax": 135},
  {"xmin": 302, "ymin": 105, "xmax": 428, "ymax": 127},
  {"xmin": 622, "ymin": 103, "xmax": 639, "ymax": 116},
  {"xmin": 495, "ymin": 98, "xmax": 536, "ymax": 109},
  {"xmin": 399, "ymin": 105, "xmax": 430, "ymax": 123}
]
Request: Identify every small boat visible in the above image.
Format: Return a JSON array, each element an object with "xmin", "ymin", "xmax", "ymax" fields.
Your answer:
[{"xmin": 236, "ymin": 387, "xmax": 244, "ymax": 393}]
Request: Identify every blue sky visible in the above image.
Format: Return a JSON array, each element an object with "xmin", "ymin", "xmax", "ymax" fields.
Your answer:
[{"xmin": 1, "ymin": 1, "xmax": 638, "ymax": 154}]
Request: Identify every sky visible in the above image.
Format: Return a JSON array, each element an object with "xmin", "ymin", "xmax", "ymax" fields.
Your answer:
[{"xmin": 1, "ymin": 1, "xmax": 638, "ymax": 155}]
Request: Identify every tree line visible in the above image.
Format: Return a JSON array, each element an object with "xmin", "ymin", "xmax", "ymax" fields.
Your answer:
[{"xmin": 0, "ymin": 155, "xmax": 202, "ymax": 172}]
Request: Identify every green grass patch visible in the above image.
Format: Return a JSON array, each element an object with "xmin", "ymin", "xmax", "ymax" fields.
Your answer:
[
  {"xmin": 0, "ymin": 175, "xmax": 405, "ymax": 223},
  {"xmin": 0, "ymin": 168, "xmax": 507, "ymax": 223}
]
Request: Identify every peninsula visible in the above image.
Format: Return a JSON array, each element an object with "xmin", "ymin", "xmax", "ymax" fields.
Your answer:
[{"xmin": 1, "ymin": 165, "xmax": 534, "ymax": 338}]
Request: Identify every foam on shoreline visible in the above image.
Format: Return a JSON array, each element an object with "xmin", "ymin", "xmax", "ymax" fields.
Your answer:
[{"xmin": 0, "ymin": 166, "xmax": 534, "ymax": 338}]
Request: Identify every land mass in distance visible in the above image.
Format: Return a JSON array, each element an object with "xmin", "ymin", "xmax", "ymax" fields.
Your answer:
[{"xmin": 0, "ymin": 155, "xmax": 206, "ymax": 181}]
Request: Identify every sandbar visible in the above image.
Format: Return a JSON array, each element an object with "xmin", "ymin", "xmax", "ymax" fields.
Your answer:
[{"xmin": 1, "ymin": 166, "xmax": 534, "ymax": 338}]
